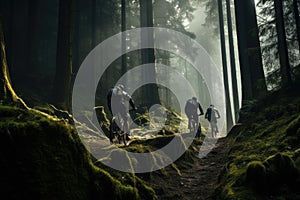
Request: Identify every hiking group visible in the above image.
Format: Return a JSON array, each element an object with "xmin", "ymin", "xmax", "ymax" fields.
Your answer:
[
  {"xmin": 106, "ymin": 84, "xmax": 221, "ymax": 145},
  {"xmin": 185, "ymin": 97, "xmax": 220, "ymax": 138}
]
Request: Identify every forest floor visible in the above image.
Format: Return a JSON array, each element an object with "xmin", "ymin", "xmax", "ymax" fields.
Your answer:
[{"xmin": 151, "ymin": 136, "xmax": 231, "ymax": 200}]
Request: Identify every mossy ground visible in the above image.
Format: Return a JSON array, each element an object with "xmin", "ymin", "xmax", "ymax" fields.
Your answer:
[
  {"xmin": 92, "ymin": 104, "xmax": 207, "ymax": 199},
  {"xmin": 0, "ymin": 105, "xmax": 142, "ymax": 200},
  {"xmin": 3, "ymin": 86, "xmax": 299, "ymax": 200},
  {"xmin": 0, "ymin": 102, "xmax": 203, "ymax": 200},
  {"xmin": 215, "ymin": 85, "xmax": 300, "ymax": 200}
]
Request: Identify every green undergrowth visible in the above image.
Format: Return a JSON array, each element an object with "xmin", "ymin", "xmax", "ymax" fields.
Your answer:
[
  {"xmin": 215, "ymin": 85, "xmax": 300, "ymax": 200},
  {"xmin": 0, "ymin": 103, "xmax": 201, "ymax": 200},
  {"xmin": 0, "ymin": 105, "xmax": 149, "ymax": 200},
  {"xmin": 93, "ymin": 105, "xmax": 204, "ymax": 198}
]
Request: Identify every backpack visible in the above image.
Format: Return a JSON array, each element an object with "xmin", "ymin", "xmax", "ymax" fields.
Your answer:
[
  {"xmin": 206, "ymin": 107, "xmax": 217, "ymax": 122},
  {"xmin": 185, "ymin": 99, "xmax": 197, "ymax": 116}
]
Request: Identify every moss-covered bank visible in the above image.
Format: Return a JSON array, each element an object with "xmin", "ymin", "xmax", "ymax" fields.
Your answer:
[
  {"xmin": 0, "ymin": 105, "xmax": 146, "ymax": 200},
  {"xmin": 214, "ymin": 85, "xmax": 300, "ymax": 199}
]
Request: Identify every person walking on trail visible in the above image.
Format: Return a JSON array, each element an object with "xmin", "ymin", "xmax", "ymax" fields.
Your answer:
[
  {"xmin": 205, "ymin": 104, "xmax": 220, "ymax": 138},
  {"xmin": 185, "ymin": 97, "xmax": 204, "ymax": 136},
  {"xmin": 107, "ymin": 84, "xmax": 136, "ymax": 141}
]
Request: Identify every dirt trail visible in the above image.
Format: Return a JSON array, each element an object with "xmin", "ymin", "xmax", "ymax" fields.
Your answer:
[{"xmin": 152, "ymin": 137, "xmax": 230, "ymax": 200}]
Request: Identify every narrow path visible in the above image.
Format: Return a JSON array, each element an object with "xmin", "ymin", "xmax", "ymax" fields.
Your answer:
[{"xmin": 152, "ymin": 137, "xmax": 230, "ymax": 200}]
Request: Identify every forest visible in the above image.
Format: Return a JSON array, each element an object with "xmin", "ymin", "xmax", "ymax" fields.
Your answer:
[{"xmin": 0, "ymin": 0, "xmax": 300, "ymax": 199}]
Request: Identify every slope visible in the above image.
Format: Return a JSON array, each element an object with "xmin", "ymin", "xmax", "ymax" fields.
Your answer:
[{"xmin": 214, "ymin": 84, "xmax": 300, "ymax": 199}]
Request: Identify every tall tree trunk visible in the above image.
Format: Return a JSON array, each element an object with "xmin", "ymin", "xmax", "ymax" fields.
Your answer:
[
  {"xmin": 10, "ymin": 0, "xmax": 29, "ymax": 82},
  {"xmin": 90, "ymin": 0, "xmax": 97, "ymax": 97},
  {"xmin": 91, "ymin": 0, "xmax": 96, "ymax": 48},
  {"xmin": 52, "ymin": 0, "xmax": 73, "ymax": 111},
  {"xmin": 293, "ymin": 0, "xmax": 300, "ymax": 53},
  {"xmin": 27, "ymin": 0, "xmax": 38, "ymax": 75},
  {"xmin": 218, "ymin": 0, "xmax": 233, "ymax": 131},
  {"xmin": 72, "ymin": 0, "xmax": 80, "ymax": 76},
  {"xmin": 234, "ymin": 0, "xmax": 267, "ymax": 104},
  {"xmin": 121, "ymin": 0, "xmax": 126, "ymax": 75},
  {"xmin": 0, "ymin": 18, "xmax": 27, "ymax": 108},
  {"xmin": 234, "ymin": 0, "xmax": 252, "ymax": 102},
  {"xmin": 274, "ymin": 0, "xmax": 292, "ymax": 86},
  {"xmin": 0, "ymin": 0, "xmax": 14, "ymax": 70},
  {"xmin": 226, "ymin": 0, "xmax": 239, "ymax": 123},
  {"xmin": 139, "ymin": 0, "xmax": 159, "ymax": 107}
]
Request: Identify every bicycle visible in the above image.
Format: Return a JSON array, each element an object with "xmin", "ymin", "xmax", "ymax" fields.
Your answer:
[
  {"xmin": 109, "ymin": 108, "xmax": 136, "ymax": 145},
  {"xmin": 188, "ymin": 114, "xmax": 202, "ymax": 138},
  {"xmin": 109, "ymin": 113, "xmax": 128, "ymax": 145},
  {"xmin": 210, "ymin": 122, "xmax": 219, "ymax": 138}
]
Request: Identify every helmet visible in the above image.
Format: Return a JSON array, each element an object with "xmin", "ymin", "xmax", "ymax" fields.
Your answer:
[{"xmin": 116, "ymin": 84, "xmax": 124, "ymax": 90}]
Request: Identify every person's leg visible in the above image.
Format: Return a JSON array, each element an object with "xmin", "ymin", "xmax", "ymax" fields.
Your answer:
[
  {"xmin": 193, "ymin": 115, "xmax": 200, "ymax": 137},
  {"xmin": 122, "ymin": 112, "xmax": 131, "ymax": 140},
  {"xmin": 116, "ymin": 112, "xmax": 129, "ymax": 144},
  {"xmin": 210, "ymin": 122, "xmax": 215, "ymax": 138},
  {"xmin": 110, "ymin": 117, "xmax": 117, "ymax": 143},
  {"xmin": 188, "ymin": 116, "xmax": 192, "ymax": 129},
  {"xmin": 188, "ymin": 116, "xmax": 194, "ymax": 133},
  {"xmin": 191, "ymin": 115, "xmax": 196, "ymax": 133},
  {"xmin": 215, "ymin": 123, "xmax": 219, "ymax": 133},
  {"xmin": 194, "ymin": 114, "xmax": 199, "ymax": 126},
  {"xmin": 212, "ymin": 122, "xmax": 217, "ymax": 137},
  {"xmin": 196, "ymin": 122, "xmax": 201, "ymax": 138}
]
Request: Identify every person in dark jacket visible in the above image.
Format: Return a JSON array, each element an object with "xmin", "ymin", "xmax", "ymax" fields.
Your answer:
[
  {"xmin": 185, "ymin": 97, "xmax": 204, "ymax": 135},
  {"xmin": 205, "ymin": 104, "xmax": 220, "ymax": 138}
]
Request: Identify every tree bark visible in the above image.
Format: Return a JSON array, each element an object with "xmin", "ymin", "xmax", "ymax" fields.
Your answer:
[
  {"xmin": 293, "ymin": 0, "xmax": 300, "ymax": 53},
  {"xmin": 139, "ymin": 0, "xmax": 160, "ymax": 107},
  {"xmin": 226, "ymin": 0, "xmax": 240, "ymax": 122},
  {"xmin": 0, "ymin": 17, "xmax": 27, "ymax": 108},
  {"xmin": 121, "ymin": 0, "xmax": 127, "ymax": 75},
  {"xmin": 52, "ymin": 0, "xmax": 73, "ymax": 111},
  {"xmin": 218, "ymin": 0, "xmax": 233, "ymax": 131},
  {"xmin": 226, "ymin": 0, "xmax": 239, "ymax": 123},
  {"xmin": 10, "ymin": 0, "xmax": 29, "ymax": 82},
  {"xmin": 234, "ymin": 0, "xmax": 267, "ymax": 103},
  {"xmin": 0, "ymin": 0, "xmax": 14, "ymax": 70},
  {"xmin": 91, "ymin": 0, "xmax": 96, "ymax": 48},
  {"xmin": 274, "ymin": 0, "xmax": 292, "ymax": 86},
  {"xmin": 72, "ymin": 0, "xmax": 80, "ymax": 76},
  {"xmin": 234, "ymin": 0, "xmax": 252, "ymax": 102},
  {"xmin": 27, "ymin": 0, "xmax": 38, "ymax": 74}
]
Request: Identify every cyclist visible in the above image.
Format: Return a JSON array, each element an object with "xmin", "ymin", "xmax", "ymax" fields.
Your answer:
[
  {"xmin": 107, "ymin": 84, "xmax": 136, "ymax": 143},
  {"xmin": 205, "ymin": 104, "xmax": 220, "ymax": 138},
  {"xmin": 185, "ymin": 97, "xmax": 204, "ymax": 136}
]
